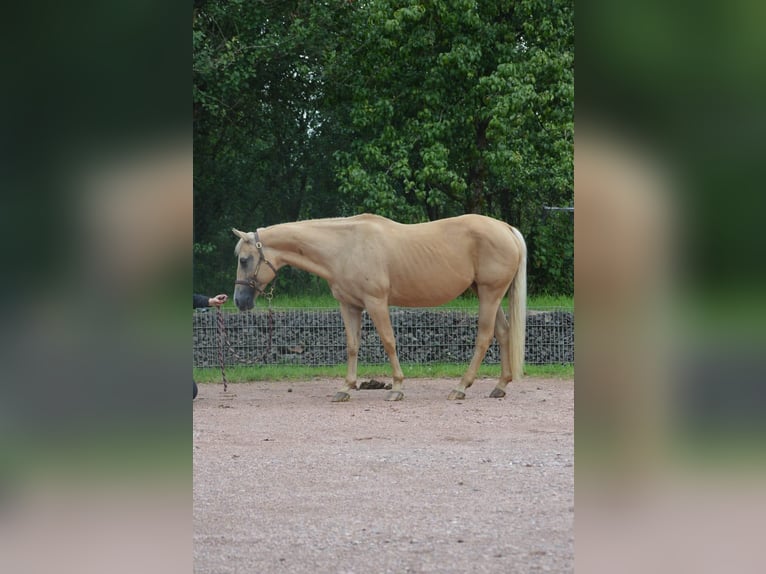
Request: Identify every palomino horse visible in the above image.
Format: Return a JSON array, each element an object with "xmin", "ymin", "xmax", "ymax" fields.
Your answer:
[{"xmin": 232, "ymin": 214, "xmax": 526, "ymax": 402}]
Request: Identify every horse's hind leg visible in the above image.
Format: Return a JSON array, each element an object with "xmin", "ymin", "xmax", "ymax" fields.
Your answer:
[
  {"xmin": 490, "ymin": 305, "xmax": 512, "ymax": 398},
  {"xmin": 448, "ymin": 290, "xmax": 503, "ymax": 400},
  {"xmin": 333, "ymin": 303, "xmax": 363, "ymax": 402},
  {"xmin": 365, "ymin": 300, "xmax": 405, "ymax": 401}
]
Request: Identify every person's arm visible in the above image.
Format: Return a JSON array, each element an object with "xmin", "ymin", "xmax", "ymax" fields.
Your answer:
[
  {"xmin": 194, "ymin": 293, "xmax": 228, "ymax": 308},
  {"xmin": 193, "ymin": 294, "xmax": 210, "ymax": 308}
]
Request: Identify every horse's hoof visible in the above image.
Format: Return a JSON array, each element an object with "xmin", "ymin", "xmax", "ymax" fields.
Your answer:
[
  {"xmin": 447, "ymin": 390, "xmax": 466, "ymax": 400},
  {"xmin": 489, "ymin": 388, "xmax": 506, "ymax": 399},
  {"xmin": 385, "ymin": 390, "xmax": 404, "ymax": 401},
  {"xmin": 332, "ymin": 392, "xmax": 351, "ymax": 402}
]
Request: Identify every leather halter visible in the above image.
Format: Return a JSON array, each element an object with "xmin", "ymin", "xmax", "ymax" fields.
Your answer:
[{"xmin": 234, "ymin": 231, "xmax": 277, "ymax": 294}]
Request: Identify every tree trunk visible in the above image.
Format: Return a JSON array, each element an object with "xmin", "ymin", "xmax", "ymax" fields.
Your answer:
[{"xmin": 466, "ymin": 118, "xmax": 490, "ymax": 213}]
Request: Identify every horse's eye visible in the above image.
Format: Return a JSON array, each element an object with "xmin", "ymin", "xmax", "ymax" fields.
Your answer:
[{"xmin": 239, "ymin": 257, "xmax": 249, "ymax": 267}]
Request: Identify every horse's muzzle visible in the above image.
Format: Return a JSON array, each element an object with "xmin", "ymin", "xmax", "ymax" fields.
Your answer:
[
  {"xmin": 234, "ymin": 297, "xmax": 254, "ymax": 311},
  {"xmin": 234, "ymin": 283, "xmax": 256, "ymax": 311}
]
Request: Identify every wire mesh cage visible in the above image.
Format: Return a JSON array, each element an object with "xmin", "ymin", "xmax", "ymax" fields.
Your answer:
[{"xmin": 193, "ymin": 306, "xmax": 573, "ymax": 367}]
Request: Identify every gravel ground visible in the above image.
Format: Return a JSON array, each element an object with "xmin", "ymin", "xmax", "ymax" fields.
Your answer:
[{"xmin": 193, "ymin": 377, "xmax": 573, "ymax": 573}]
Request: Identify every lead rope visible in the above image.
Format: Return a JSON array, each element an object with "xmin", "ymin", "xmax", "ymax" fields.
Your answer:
[
  {"xmin": 215, "ymin": 286, "xmax": 276, "ymax": 393},
  {"xmin": 216, "ymin": 306, "xmax": 228, "ymax": 392}
]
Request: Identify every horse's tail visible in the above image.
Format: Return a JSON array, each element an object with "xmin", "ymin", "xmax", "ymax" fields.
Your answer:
[{"xmin": 508, "ymin": 226, "xmax": 527, "ymax": 382}]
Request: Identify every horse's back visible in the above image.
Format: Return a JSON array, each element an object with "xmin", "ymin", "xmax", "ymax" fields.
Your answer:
[
  {"xmin": 349, "ymin": 213, "xmax": 513, "ymax": 236},
  {"xmin": 412, "ymin": 214, "xmax": 519, "ymax": 254},
  {"xmin": 347, "ymin": 213, "xmax": 520, "ymax": 263}
]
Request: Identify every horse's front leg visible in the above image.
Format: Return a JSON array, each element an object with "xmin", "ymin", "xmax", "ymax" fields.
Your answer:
[
  {"xmin": 332, "ymin": 303, "xmax": 363, "ymax": 402},
  {"xmin": 365, "ymin": 300, "xmax": 405, "ymax": 401}
]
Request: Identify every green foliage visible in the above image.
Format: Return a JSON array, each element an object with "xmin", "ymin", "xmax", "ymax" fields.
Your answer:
[
  {"xmin": 193, "ymin": 0, "xmax": 573, "ymax": 296},
  {"xmin": 193, "ymin": 0, "xmax": 351, "ymax": 293},
  {"xmin": 530, "ymin": 209, "xmax": 574, "ymax": 295}
]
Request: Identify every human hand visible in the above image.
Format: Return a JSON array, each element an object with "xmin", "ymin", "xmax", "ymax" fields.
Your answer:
[{"xmin": 208, "ymin": 294, "xmax": 228, "ymax": 307}]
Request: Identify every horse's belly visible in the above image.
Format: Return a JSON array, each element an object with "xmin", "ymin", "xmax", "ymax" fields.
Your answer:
[{"xmin": 388, "ymin": 281, "xmax": 469, "ymax": 308}]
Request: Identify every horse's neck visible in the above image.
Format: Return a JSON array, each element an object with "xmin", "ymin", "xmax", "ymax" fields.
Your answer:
[{"xmin": 262, "ymin": 220, "xmax": 347, "ymax": 280}]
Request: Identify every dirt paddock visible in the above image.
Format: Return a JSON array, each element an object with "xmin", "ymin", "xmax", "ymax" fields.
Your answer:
[{"xmin": 193, "ymin": 377, "xmax": 573, "ymax": 573}]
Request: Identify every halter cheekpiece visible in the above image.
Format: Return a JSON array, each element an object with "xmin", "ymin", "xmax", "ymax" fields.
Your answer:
[{"xmin": 235, "ymin": 230, "xmax": 277, "ymax": 294}]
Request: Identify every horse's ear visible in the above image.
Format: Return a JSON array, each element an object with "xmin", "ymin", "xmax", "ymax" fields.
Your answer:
[{"xmin": 232, "ymin": 228, "xmax": 249, "ymax": 242}]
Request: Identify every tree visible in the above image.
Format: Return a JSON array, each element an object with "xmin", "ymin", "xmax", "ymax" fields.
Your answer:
[
  {"xmin": 193, "ymin": 0, "xmax": 351, "ymax": 293},
  {"xmin": 193, "ymin": 0, "xmax": 573, "ymax": 295},
  {"xmin": 327, "ymin": 0, "xmax": 573, "ymax": 292}
]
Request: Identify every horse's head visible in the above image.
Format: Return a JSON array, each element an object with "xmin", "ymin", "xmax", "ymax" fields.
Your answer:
[{"xmin": 232, "ymin": 228, "xmax": 277, "ymax": 311}]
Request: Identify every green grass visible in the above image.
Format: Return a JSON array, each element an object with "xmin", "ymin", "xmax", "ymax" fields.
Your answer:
[
  {"xmin": 222, "ymin": 292, "xmax": 573, "ymax": 310},
  {"xmin": 525, "ymin": 293, "xmax": 574, "ymax": 308},
  {"xmin": 194, "ymin": 362, "xmax": 573, "ymax": 383}
]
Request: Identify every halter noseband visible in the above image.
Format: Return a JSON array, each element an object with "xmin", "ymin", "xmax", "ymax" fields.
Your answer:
[{"xmin": 235, "ymin": 231, "xmax": 277, "ymax": 294}]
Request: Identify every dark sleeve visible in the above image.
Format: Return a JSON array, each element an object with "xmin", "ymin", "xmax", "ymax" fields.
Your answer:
[{"xmin": 193, "ymin": 294, "xmax": 209, "ymax": 308}]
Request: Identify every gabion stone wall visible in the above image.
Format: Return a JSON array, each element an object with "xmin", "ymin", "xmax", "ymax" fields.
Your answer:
[{"xmin": 194, "ymin": 307, "xmax": 573, "ymax": 368}]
